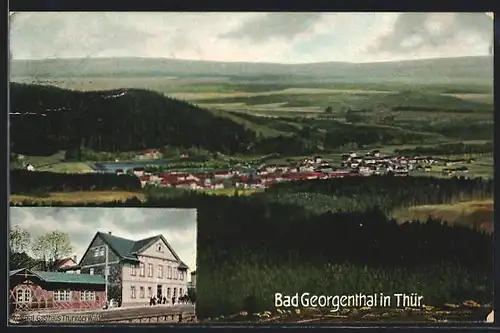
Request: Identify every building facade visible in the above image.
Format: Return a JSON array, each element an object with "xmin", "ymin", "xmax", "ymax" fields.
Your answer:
[
  {"xmin": 79, "ymin": 231, "xmax": 189, "ymax": 307},
  {"xmin": 9, "ymin": 268, "xmax": 105, "ymax": 314}
]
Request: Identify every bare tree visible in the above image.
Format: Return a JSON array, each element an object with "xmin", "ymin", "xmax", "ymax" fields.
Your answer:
[{"xmin": 32, "ymin": 231, "xmax": 73, "ymax": 271}]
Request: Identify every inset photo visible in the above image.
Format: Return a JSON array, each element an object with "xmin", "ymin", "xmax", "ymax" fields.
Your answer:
[{"xmin": 9, "ymin": 207, "xmax": 197, "ymax": 325}]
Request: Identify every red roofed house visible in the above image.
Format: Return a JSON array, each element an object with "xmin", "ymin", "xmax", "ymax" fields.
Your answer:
[{"xmin": 55, "ymin": 256, "xmax": 80, "ymax": 274}]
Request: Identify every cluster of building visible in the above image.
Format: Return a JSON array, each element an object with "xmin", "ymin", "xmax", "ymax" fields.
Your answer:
[
  {"xmin": 340, "ymin": 150, "xmax": 472, "ymax": 176},
  {"xmin": 126, "ymin": 156, "xmax": 361, "ymax": 190},
  {"xmin": 116, "ymin": 151, "xmax": 474, "ymax": 190},
  {"xmin": 9, "ymin": 231, "xmax": 195, "ymax": 314}
]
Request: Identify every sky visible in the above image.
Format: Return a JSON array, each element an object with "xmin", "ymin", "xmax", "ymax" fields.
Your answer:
[
  {"xmin": 9, "ymin": 207, "xmax": 197, "ymax": 273},
  {"xmin": 9, "ymin": 12, "xmax": 493, "ymax": 64}
]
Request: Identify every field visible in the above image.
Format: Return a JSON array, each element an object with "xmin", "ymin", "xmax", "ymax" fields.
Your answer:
[
  {"xmin": 199, "ymin": 188, "xmax": 263, "ymax": 196},
  {"xmin": 392, "ymin": 200, "xmax": 494, "ymax": 234},
  {"xmin": 9, "ymin": 191, "xmax": 145, "ymax": 205},
  {"xmin": 14, "ymin": 152, "xmax": 95, "ymax": 173}
]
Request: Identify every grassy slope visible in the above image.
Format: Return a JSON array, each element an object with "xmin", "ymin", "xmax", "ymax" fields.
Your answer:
[
  {"xmin": 16, "ymin": 152, "xmax": 95, "ymax": 173},
  {"xmin": 10, "ymin": 191, "xmax": 146, "ymax": 204},
  {"xmin": 392, "ymin": 200, "xmax": 493, "ymax": 234}
]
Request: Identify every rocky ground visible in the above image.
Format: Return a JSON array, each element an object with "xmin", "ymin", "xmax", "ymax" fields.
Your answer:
[{"xmin": 203, "ymin": 300, "xmax": 491, "ymax": 324}]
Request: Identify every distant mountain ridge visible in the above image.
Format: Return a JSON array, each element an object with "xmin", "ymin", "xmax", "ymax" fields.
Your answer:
[{"xmin": 10, "ymin": 56, "xmax": 493, "ymax": 84}]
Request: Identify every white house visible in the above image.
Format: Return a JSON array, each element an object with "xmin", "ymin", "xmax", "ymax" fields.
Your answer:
[{"xmin": 78, "ymin": 231, "xmax": 189, "ymax": 307}]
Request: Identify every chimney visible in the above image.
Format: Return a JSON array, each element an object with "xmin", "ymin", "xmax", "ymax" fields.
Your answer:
[{"xmin": 73, "ymin": 255, "xmax": 77, "ymax": 263}]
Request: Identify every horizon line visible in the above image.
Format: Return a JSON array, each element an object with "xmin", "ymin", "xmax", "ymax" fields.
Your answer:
[{"xmin": 10, "ymin": 54, "xmax": 491, "ymax": 66}]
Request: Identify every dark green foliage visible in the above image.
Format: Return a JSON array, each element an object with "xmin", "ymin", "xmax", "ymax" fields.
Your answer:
[
  {"xmin": 10, "ymin": 251, "xmax": 38, "ymax": 270},
  {"xmin": 10, "ymin": 170, "xmax": 141, "ymax": 193},
  {"xmin": 395, "ymin": 142, "xmax": 493, "ymax": 157},
  {"xmin": 396, "ymin": 119, "xmax": 493, "ymax": 141},
  {"xmin": 10, "ymin": 83, "xmax": 257, "ymax": 156},
  {"xmin": 345, "ymin": 111, "xmax": 367, "ymax": 124},
  {"xmin": 187, "ymin": 288, "xmax": 197, "ymax": 304}
]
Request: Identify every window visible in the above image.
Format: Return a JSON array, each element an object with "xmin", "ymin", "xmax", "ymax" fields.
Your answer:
[
  {"xmin": 93, "ymin": 248, "xmax": 99, "ymax": 257},
  {"xmin": 99, "ymin": 247, "xmax": 105, "ymax": 256},
  {"xmin": 167, "ymin": 266, "xmax": 172, "ymax": 279},
  {"xmin": 158, "ymin": 265, "xmax": 163, "ymax": 278},
  {"xmin": 80, "ymin": 291, "xmax": 95, "ymax": 301},
  {"xmin": 139, "ymin": 287, "xmax": 145, "ymax": 299},
  {"xmin": 173, "ymin": 270, "xmax": 178, "ymax": 280},
  {"xmin": 157, "ymin": 244, "xmax": 163, "ymax": 252},
  {"xmin": 130, "ymin": 264, "xmax": 136, "ymax": 276},
  {"xmin": 179, "ymin": 271, "xmax": 184, "ymax": 281},
  {"xmin": 131, "ymin": 286, "xmax": 136, "ymax": 299},
  {"xmin": 16, "ymin": 288, "xmax": 31, "ymax": 302},
  {"xmin": 139, "ymin": 263, "xmax": 145, "ymax": 277},
  {"xmin": 89, "ymin": 268, "xmax": 94, "ymax": 275},
  {"xmin": 148, "ymin": 287, "xmax": 152, "ymax": 298},
  {"xmin": 54, "ymin": 290, "xmax": 71, "ymax": 301},
  {"xmin": 179, "ymin": 288, "xmax": 183, "ymax": 296},
  {"xmin": 167, "ymin": 288, "xmax": 171, "ymax": 298},
  {"xmin": 148, "ymin": 264, "xmax": 153, "ymax": 277}
]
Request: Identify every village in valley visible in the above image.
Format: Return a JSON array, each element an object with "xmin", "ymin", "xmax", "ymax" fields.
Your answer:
[{"xmin": 109, "ymin": 148, "xmax": 478, "ymax": 191}]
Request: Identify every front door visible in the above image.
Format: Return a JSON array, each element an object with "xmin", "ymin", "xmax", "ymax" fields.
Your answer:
[{"xmin": 157, "ymin": 285, "xmax": 162, "ymax": 299}]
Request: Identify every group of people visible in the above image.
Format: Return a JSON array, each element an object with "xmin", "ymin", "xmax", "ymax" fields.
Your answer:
[
  {"xmin": 149, "ymin": 295, "xmax": 172, "ymax": 306},
  {"xmin": 149, "ymin": 295, "xmax": 191, "ymax": 306}
]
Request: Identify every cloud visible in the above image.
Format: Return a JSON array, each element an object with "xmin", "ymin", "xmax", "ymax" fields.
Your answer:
[
  {"xmin": 9, "ymin": 12, "xmax": 493, "ymax": 63},
  {"xmin": 368, "ymin": 13, "xmax": 492, "ymax": 55},
  {"xmin": 220, "ymin": 13, "xmax": 322, "ymax": 43},
  {"xmin": 9, "ymin": 207, "xmax": 197, "ymax": 272}
]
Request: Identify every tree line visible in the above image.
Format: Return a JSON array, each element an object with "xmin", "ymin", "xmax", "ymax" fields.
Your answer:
[
  {"xmin": 10, "ymin": 170, "xmax": 142, "ymax": 194},
  {"xmin": 394, "ymin": 141, "xmax": 493, "ymax": 157}
]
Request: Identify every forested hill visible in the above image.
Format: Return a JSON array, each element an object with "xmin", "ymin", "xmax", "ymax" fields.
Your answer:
[{"xmin": 9, "ymin": 83, "xmax": 258, "ymax": 155}]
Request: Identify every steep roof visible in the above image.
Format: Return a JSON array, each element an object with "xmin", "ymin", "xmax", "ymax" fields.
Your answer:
[
  {"xmin": 10, "ymin": 268, "xmax": 104, "ymax": 285},
  {"xmin": 83, "ymin": 232, "xmax": 184, "ymax": 266},
  {"xmin": 96, "ymin": 232, "xmax": 140, "ymax": 261}
]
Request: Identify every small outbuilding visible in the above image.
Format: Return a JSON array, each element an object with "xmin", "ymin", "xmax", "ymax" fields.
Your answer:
[{"xmin": 9, "ymin": 268, "xmax": 105, "ymax": 313}]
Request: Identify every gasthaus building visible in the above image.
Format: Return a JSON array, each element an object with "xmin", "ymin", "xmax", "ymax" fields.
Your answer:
[{"xmin": 9, "ymin": 268, "xmax": 106, "ymax": 313}]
